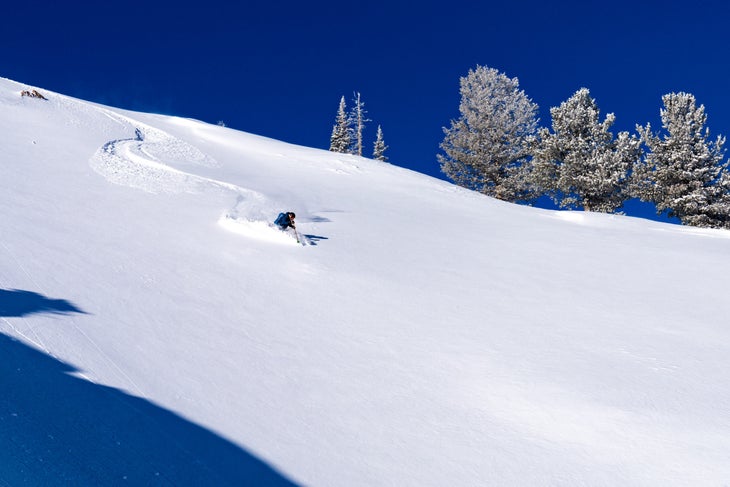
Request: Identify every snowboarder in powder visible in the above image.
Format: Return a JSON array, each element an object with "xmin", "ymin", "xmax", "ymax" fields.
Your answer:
[{"xmin": 274, "ymin": 212, "xmax": 296, "ymax": 231}]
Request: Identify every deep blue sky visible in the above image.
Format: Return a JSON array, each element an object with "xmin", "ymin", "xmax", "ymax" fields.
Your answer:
[{"xmin": 4, "ymin": 1, "xmax": 729, "ymax": 221}]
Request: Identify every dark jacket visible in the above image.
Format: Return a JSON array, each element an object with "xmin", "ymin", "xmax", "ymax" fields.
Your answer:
[{"xmin": 274, "ymin": 212, "xmax": 296, "ymax": 229}]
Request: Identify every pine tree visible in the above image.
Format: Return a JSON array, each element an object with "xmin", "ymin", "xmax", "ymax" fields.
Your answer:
[
  {"xmin": 532, "ymin": 88, "xmax": 640, "ymax": 212},
  {"xmin": 703, "ymin": 170, "xmax": 730, "ymax": 228},
  {"xmin": 329, "ymin": 96, "xmax": 352, "ymax": 153},
  {"xmin": 349, "ymin": 92, "xmax": 369, "ymax": 156},
  {"xmin": 438, "ymin": 65, "xmax": 539, "ymax": 202},
  {"xmin": 634, "ymin": 92, "xmax": 729, "ymax": 227},
  {"xmin": 373, "ymin": 125, "xmax": 388, "ymax": 161}
]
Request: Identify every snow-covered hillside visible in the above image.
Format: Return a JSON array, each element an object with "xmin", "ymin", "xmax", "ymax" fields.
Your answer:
[{"xmin": 2, "ymin": 77, "xmax": 730, "ymax": 486}]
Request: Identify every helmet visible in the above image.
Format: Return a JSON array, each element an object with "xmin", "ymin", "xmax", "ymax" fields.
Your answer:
[{"xmin": 288, "ymin": 212, "xmax": 296, "ymax": 218}]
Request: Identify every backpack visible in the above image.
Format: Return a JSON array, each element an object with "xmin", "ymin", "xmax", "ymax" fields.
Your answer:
[{"xmin": 274, "ymin": 213, "xmax": 288, "ymax": 227}]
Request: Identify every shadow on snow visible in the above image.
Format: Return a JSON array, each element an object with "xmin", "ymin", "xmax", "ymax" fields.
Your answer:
[
  {"xmin": 0, "ymin": 318, "xmax": 299, "ymax": 486},
  {"xmin": 303, "ymin": 234, "xmax": 329, "ymax": 246},
  {"xmin": 0, "ymin": 289, "xmax": 87, "ymax": 318}
]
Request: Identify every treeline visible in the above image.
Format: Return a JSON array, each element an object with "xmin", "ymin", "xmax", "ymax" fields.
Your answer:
[
  {"xmin": 329, "ymin": 92, "xmax": 388, "ymax": 162},
  {"xmin": 438, "ymin": 65, "xmax": 730, "ymax": 229}
]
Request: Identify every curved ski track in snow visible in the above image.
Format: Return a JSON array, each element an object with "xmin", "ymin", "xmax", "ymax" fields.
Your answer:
[
  {"xmin": 89, "ymin": 109, "xmax": 291, "ymax": 240},
  {"xmin": 90, "ymin": 110, "xmax": 224, "ymax": 195}
]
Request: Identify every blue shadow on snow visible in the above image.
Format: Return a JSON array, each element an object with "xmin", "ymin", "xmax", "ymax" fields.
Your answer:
[
  {"xmin": 303, "ymin": 234, "xmax": 329, "ymax": 246},
  {"xmin": 0, "ymin": 289, "xmax": 87, "ymax": 318},
  {"xmin": 0, "ymin": 305, "xmax": 299, "ymax": 486}
]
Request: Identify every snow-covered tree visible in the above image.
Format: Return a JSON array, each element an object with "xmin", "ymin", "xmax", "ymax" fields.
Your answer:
[
  {"xmin": 329, "ymin": 96, "xmax": 352, "ymax": 153},
  {"xmin": 349, "ymin": 92, "xmax": 369, "ymax": 156},
  {"xmin": 702, "ymin": 170, "xmax": 730, "ymax": 228},
  {"xmin": 634, "ymin": 92, "xmax": 729, "ymax": 228},
  {"xmin": 373, "ymin": 125, "xmax": 388, "ymax": 161},
  {"xmin": 532, "ymin": 88, "xmax": 640, "ymax": 212},
  {"xmin": 438, "ymin": 66, "xmax": 539, "ymax": 202}
]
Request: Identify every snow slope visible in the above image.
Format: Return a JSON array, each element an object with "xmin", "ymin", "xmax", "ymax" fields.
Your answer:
[{"xmin": 2, "ymin": 77, "xmax": 730, "ymax": 486}]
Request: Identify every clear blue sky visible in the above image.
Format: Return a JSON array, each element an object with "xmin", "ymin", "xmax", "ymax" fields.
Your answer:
[{"xmin": 4, "ymin": 1, "xmax": 729, "ymax": 221}]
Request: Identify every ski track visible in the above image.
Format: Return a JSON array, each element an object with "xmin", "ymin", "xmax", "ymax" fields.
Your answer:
[
  {"xmin": 0, "ymin": 239, "xmax": 51, "ymax": 354},
  {"xmin": 89, "ymin": 108, "xmax": 284, "ymax": 234},
  {"xmin": 6, "ymin": 96, "xmax": 300, "ymax": 397},
  {"xmin": 0, "ymin": 238, "xmax": 141, "ymax": 394},
  {"xmin": 90, "ymin": 108, "xmax": 221, "ymax": 195},
  {"xmin": 1, "ymin": 317, "xmax": 49, "ymax": 357}
]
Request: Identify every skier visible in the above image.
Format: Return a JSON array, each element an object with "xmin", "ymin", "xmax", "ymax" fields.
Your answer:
[{"xmin": 274, "ymin": 212, "xmax": 296, "ymax": 231}]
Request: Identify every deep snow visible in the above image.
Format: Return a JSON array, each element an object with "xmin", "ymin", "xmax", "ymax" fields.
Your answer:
[{"xmin": 2, "ymin": 77, "xmax": 730, "ymax": 486}]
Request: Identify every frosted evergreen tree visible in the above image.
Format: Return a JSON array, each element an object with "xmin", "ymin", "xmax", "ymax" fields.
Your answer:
[
  {"xmin": 349, "ymin": 92, "xmax": 369, "ymax": 156},
  {"xmin": 329, "ymin": 96, "xmax": 352, "ymax": 153},
  {"xmin": 438, "ymin": 65, "xmax": 539, "ymax": 202},
  {"xmin": 703, "ymin": 169, "xmax": 730, "ymax": 228},
  {"xmin": 373, "ymin": 125, "xmax": 388, "ymax": 161},
  {"xmin": 634, "ymin": 92, "xmax": 729, "ymax": 227},
  {"xmin": 532, "ymin": 88, "xmax": 640, "ymax": 212}
]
